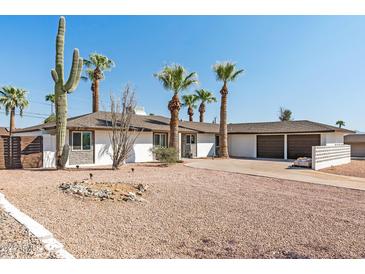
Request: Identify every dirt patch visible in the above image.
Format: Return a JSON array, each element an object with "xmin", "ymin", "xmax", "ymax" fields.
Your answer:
[{"xmin": 321, "ymin": 160, "xmax": 365, "ymax": 178}]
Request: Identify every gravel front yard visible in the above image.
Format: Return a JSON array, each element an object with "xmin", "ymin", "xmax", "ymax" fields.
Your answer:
[
  {"xmin": 322, "ymin": 160, "xmax": 365, "ymax": 178},
  {"xmin": 0, "ymin": 208, "xmax": 55, "ymax": 259},
  {"xmin": 0, "ymin": 163, "xmax": 364, "ymax": 259}
]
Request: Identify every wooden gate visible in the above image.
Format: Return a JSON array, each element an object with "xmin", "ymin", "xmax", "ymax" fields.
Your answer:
[{"xmin": 0, "ymin": 136, "xmax": 43, "ymax": 169}]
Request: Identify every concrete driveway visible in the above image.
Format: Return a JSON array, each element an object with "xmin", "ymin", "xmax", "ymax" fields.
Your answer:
[{"xmin": 185, "ymin": 158, "xmax": 365, "ymax": 191}]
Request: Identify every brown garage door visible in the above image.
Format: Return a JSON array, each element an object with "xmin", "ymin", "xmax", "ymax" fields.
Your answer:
[
  {"xmin": 287, "ymin": 134, "xmax": 320, "ymax": 159},
  {"xmin": 257, "ymin": 135, "xmax": 284, "ymax": 159}
]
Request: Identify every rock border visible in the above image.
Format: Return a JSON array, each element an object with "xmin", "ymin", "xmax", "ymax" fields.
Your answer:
[{"xmin": 0, "ymin": 192, "xmax": 74, "ymax": 259}]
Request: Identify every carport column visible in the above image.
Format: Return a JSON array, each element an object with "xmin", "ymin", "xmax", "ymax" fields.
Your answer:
[{"xmin": 284, "ymin": 134, "xmax": 288, "ymax": 160}]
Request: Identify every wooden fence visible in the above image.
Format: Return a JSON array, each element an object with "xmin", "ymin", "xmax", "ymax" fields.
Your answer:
[{"xmin": 0, "ymin": 136, "xmax": 43, "ymax": 169}]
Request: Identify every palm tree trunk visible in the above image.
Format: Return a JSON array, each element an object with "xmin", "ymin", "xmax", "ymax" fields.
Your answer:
[
  {"xmin": 188, "ymin": 106, "xmax": 194, "ymax": 122},
  {"xmin": 219, "ymin": 82, "xmax": 229, "ymax": 158},
  {"xmin": 92, "ymin": 67, "xmax": 102, "ymax": 113},
  {"xmin": 168, "ymin": 94, "xmax": 181, "ymax": 151},
  {"xmin": 199, "ymin": 103, "xmax": 205, "ymax": 122},
  {"xmin": 93, "ymin": 79, "xmax": 99, "ymax": 112},
  {"xmin": 9, "ymin": 108, "xmax": 15, "ymax": 136}
]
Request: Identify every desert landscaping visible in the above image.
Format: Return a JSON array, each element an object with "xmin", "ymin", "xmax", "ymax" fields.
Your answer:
[
  {"xmin": 0, "ymin": 163, "xmax": 365, "ymax": 259},
  {"xmin": 322, "ymin": 160, "xmax": 365, "ymax": 178}
]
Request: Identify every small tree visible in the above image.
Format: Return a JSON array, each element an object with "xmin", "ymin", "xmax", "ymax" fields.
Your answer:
[
  {"xmin": 109, "ymin": 85, "xmax": 140, "ymax": 170},
  {"xmin": 336, "ymin": 120, "xmax": 345, "ymax": 128},
  {"xmin": 279, "ymin": 107, "xmax": 292, "ymax": 121}
]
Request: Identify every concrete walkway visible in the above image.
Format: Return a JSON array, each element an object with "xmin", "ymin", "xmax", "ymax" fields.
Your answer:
[{"xmin": 185, "ymin": 158, "xmax": 365, "ymax": 191}]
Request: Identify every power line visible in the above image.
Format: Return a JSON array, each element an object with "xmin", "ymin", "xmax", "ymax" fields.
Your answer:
[{"xmin": 0, "ymin": 110, "xmax": 48, "ymax": 119}]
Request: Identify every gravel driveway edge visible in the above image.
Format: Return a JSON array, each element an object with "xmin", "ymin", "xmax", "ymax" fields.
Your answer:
[{"xmin": 0, "ymin": 192, "xmax": 74, "ymax": 259}]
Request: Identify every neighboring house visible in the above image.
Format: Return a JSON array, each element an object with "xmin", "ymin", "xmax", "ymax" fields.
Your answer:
[
  {"xmin": 13, "ymin": 111, "xmax": 354, "ymax": 168},
  {"xmin": 345, "ymin": 134, "xmax": 365, "ymax": 157},
  {"xmin": 0, "ymin": 127, "xmax": 9, "ymax": 137}
]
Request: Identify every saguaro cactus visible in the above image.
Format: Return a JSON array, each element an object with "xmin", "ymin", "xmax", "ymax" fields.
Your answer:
[{"xmin": 51, "ymin": 16, "xmax": 83, "ymax": 169}]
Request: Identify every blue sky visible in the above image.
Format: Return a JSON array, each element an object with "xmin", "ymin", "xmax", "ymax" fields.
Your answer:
[{"xmin": 0, "ymin": 16, "xmax": 364, "ymax": 131}]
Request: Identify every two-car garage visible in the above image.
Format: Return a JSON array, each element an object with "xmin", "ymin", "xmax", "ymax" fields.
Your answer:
[{"xmin": 256, "ymin": 134, "xmax": 321, "ymax": 159}]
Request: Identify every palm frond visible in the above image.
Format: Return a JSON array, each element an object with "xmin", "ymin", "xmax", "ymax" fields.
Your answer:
[
  {"xmin": 230, "ymin": 69, "xmax": 244, "ymax": 81},
  {"xmin": 182, "ymin": 94, "xmax": 198, "ymax": 108},
  {"xmin": 0, "ymin": 86, "xmax": 29, "ymax": 116},
  {"xmin": 213, "ymin": 61, "xmax": 244, "ymax": 83},
  {"xmin": 45, "ymin": 93, "xmax": 55, "ymax": 103},
  {"xmin": 154, "ymin": 64, "xmax": 198, "ymax": 95},
  {"xmin": 195, "ymin": 89, "xmax": 217, "ymax": 103}
]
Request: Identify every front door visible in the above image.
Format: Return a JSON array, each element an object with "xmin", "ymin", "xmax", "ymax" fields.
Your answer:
[{"xmin": 181, "ymin": 134, "xmax": 197, "ymax": 158}]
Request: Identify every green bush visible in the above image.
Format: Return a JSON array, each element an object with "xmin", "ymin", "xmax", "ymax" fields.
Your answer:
[{"xmin": 151, "ymin": 146, "xmax": 179, "ymax": 164}]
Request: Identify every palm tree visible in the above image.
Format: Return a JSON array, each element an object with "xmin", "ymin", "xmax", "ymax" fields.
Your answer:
[
  {"xmin": 336, "ymin": 120, "xmax": 345, "ymax": 128},
  {"xmin": 43, "ymin": 93, "xmax": 56, "ymax": 123},
  {"xmin": 83, "ymin": 53, "xmax": 115, "ymax": 112},
  {"xmin": 45, "ymin": 93, "xmax": 55, "ymax": 114},
  {"xmin": 279, "ymin": 107, "xmax": 292, "ymax": 121},
  {"xmin": 154, "ymin": 64, "xmax": 198, "ymax": 150},
  {"xmin": 194, "ymin": 89, "xmax": 217, "ymax": 122},
  {"xmin": 213, "ymin": 62, "xmax": 244, "ymax": 158},
  {"xmin": 0, "ymin": 86, "xmax": 29, "ymax": 135},
  {"xmin": 182, "ymin": 94, "xmax": 198, "ymax": 122}
]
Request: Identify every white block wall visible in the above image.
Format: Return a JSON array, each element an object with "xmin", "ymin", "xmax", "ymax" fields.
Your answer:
[
  {"xmin": 312, "ymin": 144, "xmax": 351, "ymax": 170},
  {"xmin": 197, "ymin": 133, "xmax": 215, "ymax": 157},
  {"xmin": 228, "ymin": 134, "xmax": 256, "ymax": 158}
]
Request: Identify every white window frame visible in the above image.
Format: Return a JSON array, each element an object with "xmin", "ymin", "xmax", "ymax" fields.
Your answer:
[{"xmin": 71, "ymin": 131, "xmax": 92, "ymax": 151}]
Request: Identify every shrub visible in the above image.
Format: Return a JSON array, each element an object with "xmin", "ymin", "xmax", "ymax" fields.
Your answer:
[{"xmin": 151, "ymin": 146, "xmax": 179, "ymax": 164}]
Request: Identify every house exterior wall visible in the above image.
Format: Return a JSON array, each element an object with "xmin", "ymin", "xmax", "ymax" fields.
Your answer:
[
  {"xmin": 348, "ymin": 143, "xmax": 365, "ymax": 157},
  {"xmin": 127, "ymin": 131, "xmax": 154, "ymax": 163},
  {"xmin": 43, "ymin": 134, "xmax": 56, "ymax": 168},
  {"xmin": 228, "ymin": 134, "xmax": 256, "ymax": 158},
  {"xmin": 94, "ymin": 130, "xmax": 154, "ymax": 166},
  {"xmin": 196, "ymin": 133, "xmax": 215, "ymax": 158},
  {"xmin": 14, "ymin": 127, "xmax": 349, "ymax": 168},
  {"xmin": 320, "ymin": 132, "xmax": 345, "ymax": 145},
  {"xmin": 68, "ymin": 130, "xmax": 94, "ymax": 165}
]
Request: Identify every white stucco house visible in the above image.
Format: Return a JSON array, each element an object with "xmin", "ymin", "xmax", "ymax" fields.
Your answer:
[{"xmin": 13, "ymin": 111, "xmax": 354, "ymax": 168}]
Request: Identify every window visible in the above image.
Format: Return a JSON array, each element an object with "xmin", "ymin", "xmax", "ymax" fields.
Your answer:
[
  {"xmin": 72, "ymin": 131, "xmax": 92, "ymax": 151},
  {"xmin": 186, "ymin": 134, "xmax": 196, "ymax": 144},
  {"xmin": 153, "ymin": 133, "xmax": 167, "ymax": 147}
]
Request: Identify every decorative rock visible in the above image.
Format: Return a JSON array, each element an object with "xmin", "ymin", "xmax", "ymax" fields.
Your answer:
[{"xmin": 59, "ymin": 181, "xmax": 146, "ymax": 202}]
